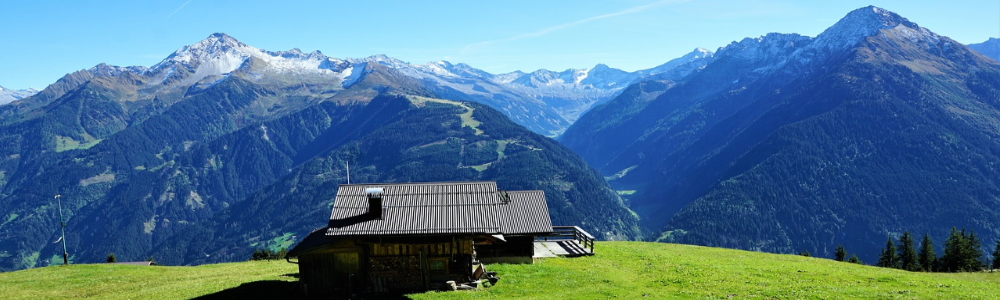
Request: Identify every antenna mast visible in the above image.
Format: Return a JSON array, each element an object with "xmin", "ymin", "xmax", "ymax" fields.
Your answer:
[
  {"xmin": 55, "ymin": 195, "xmax": 68, "ymax": 265},
  {"xmin": 346, "ymin": 160, "xmax": 351, "ymax": 184}
]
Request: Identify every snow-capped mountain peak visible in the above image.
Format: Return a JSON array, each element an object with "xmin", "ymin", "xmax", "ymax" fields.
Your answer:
[
  {"xmin": 191, "ymin": 32, "xmax": 247, "ymax": 52},
  {"xmin": 429, "ymin": 61, "xmax": 494, "ymax": 79},
  {"xmin": 152, "ymin": 33, "xmax": 249, "ymax": 71},
  {"xmin": 494, "ymin": 71, "xmax": 526, "ymax": 83},
  {"xmin": 689, "ymin": 48, "xmax": 713, "ymax": 59},
  {"xmin": 813, "ymin": 6, "xmax": 923, "ymax": 50},
  {"xmin": 151, "ymin": 33, "xmax": 349, "ymax": 85},
  {"xmin": 0, "ymin": 85, "xmax": 40, "ymax": 105},
  {"xmin": 638, "ymin": 48, "xmax": 716, "ymax": 78},
  {"xmin": 715, "ymin": 33, "xmax": 811, "ymax": 62},
  {"xmin": 89, "ymin": 63, "xmax": 149, "ymax": 77},
  {"xmin": 579, "ymin": 64, "xmax": 634, "ymax": 87},
  {"xmin": 355, "ymin": 54, "xmax": 409, "ymax": 68}
]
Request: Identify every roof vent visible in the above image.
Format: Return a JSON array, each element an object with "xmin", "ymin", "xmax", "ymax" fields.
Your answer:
[
  {"xmin": 365, "ymin": 187, "xmax": 384, "ymax": 195},
  {"xmin": 366, "ymin": 187, "xmax": 384, "ymax": 219}
]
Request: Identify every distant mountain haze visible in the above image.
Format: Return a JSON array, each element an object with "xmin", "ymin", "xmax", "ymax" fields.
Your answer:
[
  {"xmin": 968, "ymin": 37, "xmax": 1000, "ymax": 61},
  {"xmin": 0, "ymin": 86, "xmax": 39, "ymax": 105}
]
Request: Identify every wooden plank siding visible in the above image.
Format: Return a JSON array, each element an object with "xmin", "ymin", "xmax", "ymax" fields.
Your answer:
[
  {"xmin": 298, "ymin": 247, "xmax": 363, "ymax": 295},
  {"xmin": 297, "ymin": 237, "xmax": 478, "ymax": 295},
  {"xmin": 369, "ymin": 238, "xmax": 474, "ymax": 256}
]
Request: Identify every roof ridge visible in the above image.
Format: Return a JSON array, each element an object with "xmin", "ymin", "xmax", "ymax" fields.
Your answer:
[{"xmin": 339, "ymin": 181, "xmax": 497, "ymax": 187}]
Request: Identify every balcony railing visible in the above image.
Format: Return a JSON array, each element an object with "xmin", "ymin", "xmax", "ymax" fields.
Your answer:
[{"xmin": 540, "ymin": 226, "xmax": 595, "ymax": 255}]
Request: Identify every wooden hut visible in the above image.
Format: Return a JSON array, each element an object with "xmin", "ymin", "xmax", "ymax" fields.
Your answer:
[{"xmin": 287, "ymin": 181, "xmax": 553, "ymax": 296}]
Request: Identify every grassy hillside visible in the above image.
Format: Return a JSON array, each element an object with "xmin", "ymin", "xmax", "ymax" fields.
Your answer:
[
  {"xmin": 0, "ymin": 260, "xmax": 297, "ymax": 299},
  {"xmin": 3, "ymin": 242, "xmax": 998, "ymax": 299}
]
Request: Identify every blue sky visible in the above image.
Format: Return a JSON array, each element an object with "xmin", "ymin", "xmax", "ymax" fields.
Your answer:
[{"xmin": 1, "ymin": 0, "xmax": 998, "ymax": 90}]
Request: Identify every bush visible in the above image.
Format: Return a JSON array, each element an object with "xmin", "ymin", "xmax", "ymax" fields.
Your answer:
[{"xmin": 250, "ymin": 248, "xmax": 287, "ymax": 261}]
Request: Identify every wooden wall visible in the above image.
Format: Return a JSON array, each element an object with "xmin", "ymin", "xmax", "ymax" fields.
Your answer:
[
  {"xmin": 297, "ymin": 237, "xmax": 480, "ymax": 295},
  {"xmin": 368, "ymin": 238, "xmax": 474, "ymax": 256},
  {"xmin": 298, "ymin": 247, "xmax": 361, "ymax": 296}
]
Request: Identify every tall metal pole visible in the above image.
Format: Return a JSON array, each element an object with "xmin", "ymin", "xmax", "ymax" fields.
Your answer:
[
  {"xmin": 346, "ymin": 160, "xmax": 351, "ymax": 184},
  {"xmin": 55, "ymin": 195, "xmax": 68, "ymax": 265}
]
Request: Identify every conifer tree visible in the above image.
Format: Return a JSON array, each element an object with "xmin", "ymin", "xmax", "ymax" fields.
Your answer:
[
  {"xmin": 106, "ymin": 253, "xmax": 117, "ymax": 263},
  {"xmin": 918, "ymin": 233, "xmax": 936, "ymax": 272},
  {"xmin": 878, "ymin": 236, "xmax": 898, "ymax": 268},
  {"xmin": 847, "ymin": 254, "xmax": 863, "ymax": 264},
  {"xmin": 897, "ymin": 232, "xmax": 919, "ymax": 271},
  {"xmin": 964, "ymin": 230, "xmax": 984, "ymax": 271},
  {"xmin": 992, "ymin": 240, "xmax": 1000, "ymax": 270},
  {"xmin": 942, "ymin": 228, "xmax": 962, "ymax": 271},
  {"xmin": 942, "ymin": 228, "xmax": 985, "ymax": 272},
  {"xmin": 834, "ymin": 245, "xmax": 847, "ymax": 262}
]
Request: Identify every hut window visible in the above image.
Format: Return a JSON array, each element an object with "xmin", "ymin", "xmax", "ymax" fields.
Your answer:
[{"xmin": 428, "ymin": 258, "xmax": 447, "ymax": 274}]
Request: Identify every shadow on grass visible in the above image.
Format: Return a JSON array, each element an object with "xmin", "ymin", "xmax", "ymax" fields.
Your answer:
[
  {"xmin": 192, "ymin": 280, "xmax": 304, "ymax": 300},
  {"xmin": 349, "ymin": 293, "xmax": 413, "ymax": 300},
  {"xmin": 192, "ymin": 280, "xmax": 416, "ymax": 300}
]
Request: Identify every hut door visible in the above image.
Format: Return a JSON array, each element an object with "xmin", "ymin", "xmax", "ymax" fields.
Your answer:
[{"xmin": 331, "ymin": 251, "xmax": 360, "ymax": 291}]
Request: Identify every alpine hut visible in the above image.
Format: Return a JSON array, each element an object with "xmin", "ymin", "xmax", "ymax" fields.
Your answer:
[{"xmin": 287, "ymin": 181, "xmax": 554, "ymax": 296}]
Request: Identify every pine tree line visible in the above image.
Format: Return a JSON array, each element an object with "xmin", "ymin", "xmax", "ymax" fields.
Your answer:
[{"xmin": 859, "ymin": 228, "xmax": 1000, "ymax": 273}]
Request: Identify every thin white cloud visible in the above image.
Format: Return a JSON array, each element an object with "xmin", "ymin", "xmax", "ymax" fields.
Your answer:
[
  {"xmin": 463, "ymin": 0, "xmax": 689, "ymax": 52},
  {"xmin": 167, "ymin": 0, "xmax": 193, "ymax": 18}
]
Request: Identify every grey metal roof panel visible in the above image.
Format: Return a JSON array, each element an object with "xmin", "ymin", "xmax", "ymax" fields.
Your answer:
[
  {"xmin": 325, "ymin": 181, "xmax": 552, "ymax": 237},
  {"xmin": 502, "ymin": 190, "xmax": 553, "ymax": 234}
]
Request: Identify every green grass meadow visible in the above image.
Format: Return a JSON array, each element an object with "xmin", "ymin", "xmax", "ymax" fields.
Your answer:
[
  {"xmin": 0, "ymin": 260, "xmax": 298, "ymax": 300},
  {"xmin": 2, "ymin": 242, "xmax": 998, "ymax": 299},
  {"xmin": 417, "ymin": 242, "xmax": 1000, "ymax": 300}
]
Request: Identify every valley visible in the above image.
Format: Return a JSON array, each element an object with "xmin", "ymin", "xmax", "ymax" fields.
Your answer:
[{"xmin": 0, "ymin": 4, "xmax": 998, "ymax": 279}]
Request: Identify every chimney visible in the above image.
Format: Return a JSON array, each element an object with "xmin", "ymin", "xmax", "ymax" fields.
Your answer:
[{"xmin": 365, "ymin": 187, "xmax": 384, "ymax": 219}]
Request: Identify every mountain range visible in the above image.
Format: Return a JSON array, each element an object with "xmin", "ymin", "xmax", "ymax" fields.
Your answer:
[
  {"xmin": 968, "ymin": 37, "xmax": 1000, "ymax": 61},
  {"xmin": 0, "ymin": 86, "xmax": 39, "ymax": 105},
  {"xmin": 562, "ymin": 6, "xmax": 1000, "ymax": 262},
  {"xmin": 348, "ymin": 47, "xmax": 712, "ymax": 136},
  {"xmin": 0, "ymin": 33, "xmax": 644, "ymax": 270},
  {"xmin": 1, "ymin": 5, "xmax": 998, "ymax": 270}
]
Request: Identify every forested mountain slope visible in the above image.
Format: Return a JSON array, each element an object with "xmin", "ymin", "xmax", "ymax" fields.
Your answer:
[
  {"xmin": 0, "ymin": 35, "xmax": 640, "ymax": 270},
  {"xmin": 561, "ymin": 6, "xmax": 1000, "ymax": 261}
]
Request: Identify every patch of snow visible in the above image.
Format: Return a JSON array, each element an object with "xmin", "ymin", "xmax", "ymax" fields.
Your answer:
[
  {"xmin": 0, "ymin": 86, "xmax": 40, "ymax": 105},
  {"xmin": 150, "ymin": 33, "xmax": 351, "ymax": 85},
  {"xmin": 340, "ymin": 63, "xmax": 366, "ymax": 88},
  {"xmin": 812, "ymin": 6, "xmax": 924, "ymax": 51},
  {"xmin": 635, "ymin": 48, "xmax": 715, "ymax": 81}
]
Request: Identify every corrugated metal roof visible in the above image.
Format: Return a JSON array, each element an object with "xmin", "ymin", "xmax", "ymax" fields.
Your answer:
[
  {"xmin": 325, "ymin": 181, "xmax": 552, "ymax": 237},
  {"xmin": 503, "ymin": 190, "xmax": 553, "ymax": 234}
]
